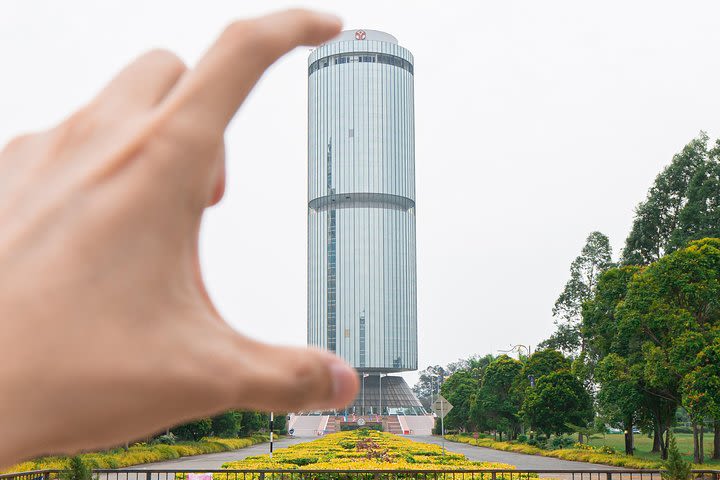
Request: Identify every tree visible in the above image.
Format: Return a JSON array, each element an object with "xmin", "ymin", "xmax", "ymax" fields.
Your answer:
[
  {"xmin": 595, "ymin": 354, "xmax": 645, "ymax": 455},
  {"xmin": 616, "ymin": 238, "xmax": 720, "ymax": 460},
  {"xmin": 522, "ymin": 370, "xmax": 593, "ymax": 437},
  {"xmin": 682, "ymin": 338, "xmax": 720, "ymax": 461},
  {"xmin": 582, "ymin": 265, "xmax": 644, "ymax": 454},
  {"xmin": 211, "ymin": 411, "xmax": 242, "ymax": 437},
  {"xmin": 541, "ymin": 231, "xmax": 613, "ymax": 355},
  {"xmin": 622, "ymin": 132, "xmax": 710, "ymax": 265},
  {"xmin": 413, "ymin": 365, "xmax": 448, "ymax": 410},
  {"xmin": 440, "ymin": 369, "xmax": 480, "ymax": 432},
  {"xmin": 471, "ymin": 355, "xmax": 523, "ymax": 440},
  {"xmin": 172, "ymin": 418, "xmax": 213, "ymax": 441},
  {"xmin": 519, "ymin": 349, "xmax": 571, "ymax": 386},
  {"xmin": 671, "ymin": 144, "xmax": 720, "ymax": 249}
]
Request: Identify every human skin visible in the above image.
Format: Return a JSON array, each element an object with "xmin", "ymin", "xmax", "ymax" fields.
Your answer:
[{"xmin": 0, "ymin": 9, "xmax": 358, "ymax": 469}]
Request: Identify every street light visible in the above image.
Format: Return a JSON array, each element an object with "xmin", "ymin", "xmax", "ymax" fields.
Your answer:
[
  {"xmin": 361, "ymin": 373, "xmax": 370, "ymax": 416},
  {"xmin": 498, "ymin": 344, "xmax": 532, "ymax": 360},
  {"xmin": 378, "ymin": 373, "xmax": 388, "ymax": 415}
]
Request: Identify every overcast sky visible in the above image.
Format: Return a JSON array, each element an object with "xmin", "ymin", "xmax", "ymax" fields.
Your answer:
[{"xmin": 2, "ymin": 1, "xmax": 720, "ymax": 386}]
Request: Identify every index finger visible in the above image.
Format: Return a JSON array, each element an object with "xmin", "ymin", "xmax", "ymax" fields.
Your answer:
[{"xmin": 161, "ymin": 9, "xmax": 342, "ymax": 133}]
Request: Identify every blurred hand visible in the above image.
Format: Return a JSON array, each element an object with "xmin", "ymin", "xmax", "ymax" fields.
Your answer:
[{"xmin": 0, "ymin": 9, "xmax": 357, "ymax": 467}]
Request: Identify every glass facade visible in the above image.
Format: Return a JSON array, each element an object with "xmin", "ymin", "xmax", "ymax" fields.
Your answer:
[{"xmin": 308, "ymin": 30, "xmax": 417, "ymax": 373}]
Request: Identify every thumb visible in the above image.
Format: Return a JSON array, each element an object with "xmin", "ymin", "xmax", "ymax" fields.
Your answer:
[{"xmin": 225, "ymin": 336, "xmax": 359, "ymax": 412}]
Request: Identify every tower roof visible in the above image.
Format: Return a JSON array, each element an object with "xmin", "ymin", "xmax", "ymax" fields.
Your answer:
[{"xmin": 327, "ymin": 29, "xmax": 398, "ymax": 45}]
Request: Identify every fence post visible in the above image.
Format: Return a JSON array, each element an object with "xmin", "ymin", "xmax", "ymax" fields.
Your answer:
[
  {"xmin": 146, "ymin": 472, "xmax": 152, "ymax": 480},
  {"xmin": 491, "ymin": 472, "xmax": 496, "ymax": 480},
  {"xmin": 606, "ymin": 473, "xmax": 612, "ymax": 480}
]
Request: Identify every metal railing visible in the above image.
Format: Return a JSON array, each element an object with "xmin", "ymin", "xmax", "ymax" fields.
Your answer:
[{"xmin": 1, "ymin": 470, "xmax": 719, "ymax": 480}]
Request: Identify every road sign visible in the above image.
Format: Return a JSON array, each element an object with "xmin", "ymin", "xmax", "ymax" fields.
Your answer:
[{"xmin": 431, "ymin": 395, "xmax": 453, "ymax": 419}]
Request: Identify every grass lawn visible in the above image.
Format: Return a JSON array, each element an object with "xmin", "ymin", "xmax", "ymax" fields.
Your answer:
[{"xmin": 588, "ymin": 433, "xmax": 720, "ymax": 466}]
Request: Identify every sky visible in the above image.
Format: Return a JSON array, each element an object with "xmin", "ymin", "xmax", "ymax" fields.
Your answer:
[{"xmin": 2, "ymin": 1, "xmax": 720, "ymax": 386}]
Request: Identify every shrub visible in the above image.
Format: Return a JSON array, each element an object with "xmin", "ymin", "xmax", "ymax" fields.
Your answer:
[
  {"xmin": 516, "ymin": 434, "xmax": 528, "ymax": 443},
  {"xmin": 550, "ymin": 436, "xmax": 575, "ymax": 450},
  {"xmin": 59, "ymin": 457, "xmax": 92, "ymax": 480},
  {"xmin": 173, "ymin": 419, "xmax": 213, "ymax": 441},
  {"xmin": 662, "ymin": 434, "xmax": 691, "ymax": 480},
  {"xmin": 212, "ymin": 411, "xmax": 242, "ymax": 438},
  {"xmin": 153, "ymin": 433, "xmax": 177, "ymax": 445}
]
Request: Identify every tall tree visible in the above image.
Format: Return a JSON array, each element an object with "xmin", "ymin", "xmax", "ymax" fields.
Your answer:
[
  {"xmin": 582, "ymin": 266, "xmax": 644, "ymax": 454},
  {"xmin": 622, "ymin": 132, "xmax": 710, "ymax": 265},
  {"xmin": 595, "ymin": 353, "xmax": 645, "ymax": 455},
  {"xmin": 412, "ymin": 365, "xmax": 448, "ymax": 410},
  {"xmin": 683, "ymin": 338, "xmax": 720, "ymax": 460},
  {"xmin": 541, "ymin": 231, "xmax": 613, "ymax": 355},
  {"xmin": 617, "ymin": 238, "xmax": 720, "ymax": 460},
  {"xmin": 671, "ymin": 142, "xmax": 720, "ymax": 249}
]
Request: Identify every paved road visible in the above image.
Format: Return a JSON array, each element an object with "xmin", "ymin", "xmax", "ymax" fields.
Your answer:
[
  {"xmin": 413, "ymin": 436, "xmax": 623, "ymax": 472},
  {"xmin": 120, "ymin": 437, "xmax": 308, "ymax": 470}
]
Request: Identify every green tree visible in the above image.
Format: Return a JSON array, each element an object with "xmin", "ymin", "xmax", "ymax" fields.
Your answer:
[
  {"xmin": 595, "ymin": 353, "xmax": 645, "ymax": 455},
  {"xmin": 211, "ymin": 411, "xmax": 242, "ymax": 437},
  {"xmin": 471, "ymin": 355, "xmax": 523, "ymax": 440},
  {"xmin": 671, "ymin": 144, "xmax": 720, "ymax": 249},
  {"xmin": 682, "ymin": 338, "xmax": 720, "ymax": 461},
  {"xmin": 541, "ymin": 231, "xmax": 613, "ymax": 355},
  {"xmin": 522, "ymin": 370, "xmax": 593, "ymax": 437},
  {"xmin": 622, "ymin": 132, "xmax": 710, "ymax": 265},
  {"xmin": 617, "ymin": 238, "xmax": 720, "ymax": 459},
  {"xmin": 172, "ymin": 418, "xmax": 213, "ymax": 441},
  {"xmin": 582, "ymin": 266, "xmax": 644, "ymax": 453},
  {"xmin": 440, "ymin": 369, "xmax": 479, "ymax": 432},
  {"xmin": 519, "ymin": 349, "xmax": 571, "ymax": 387}
]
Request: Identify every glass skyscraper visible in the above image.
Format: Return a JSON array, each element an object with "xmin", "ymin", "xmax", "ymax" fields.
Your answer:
[{"xmin": 308, "ymin": 30, "xmax": 422, "ymax": 414}]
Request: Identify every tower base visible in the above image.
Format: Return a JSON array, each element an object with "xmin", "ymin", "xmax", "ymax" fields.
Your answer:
[{"xmin": 348, "ymin": 374, "xmax": 426, "ymax": 416}]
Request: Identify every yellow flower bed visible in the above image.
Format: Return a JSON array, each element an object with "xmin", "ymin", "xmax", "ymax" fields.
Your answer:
[
  {"xmin": 445, "ymin": 435, "xmax": 662, "ymax": 470},
  {"xmin": 222, "ymin": 430, "xmax": 522, "ymax": 475},
  {"xmin": 4, "ymin": 436, "xmax": 268, "ymax": 473}
]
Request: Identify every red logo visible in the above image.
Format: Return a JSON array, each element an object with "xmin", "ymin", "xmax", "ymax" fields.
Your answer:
[{"xmin": 355, "ymin": 30, "xmax": 366, "ymax": 40}]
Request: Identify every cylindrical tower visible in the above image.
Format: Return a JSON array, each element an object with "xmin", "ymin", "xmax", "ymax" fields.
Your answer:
[{"xmin": 307, "ymin": 30, "xmax": 417, "ymax": 375}]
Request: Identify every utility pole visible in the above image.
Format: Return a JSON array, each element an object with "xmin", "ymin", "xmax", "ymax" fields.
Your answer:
[
  {"xmin": 269, "ymin": 412, "xmax": 274, "ymax": 459},
  {"xmin": 441, "ymin": 398, "xmax": 445, "ymax": 455}
]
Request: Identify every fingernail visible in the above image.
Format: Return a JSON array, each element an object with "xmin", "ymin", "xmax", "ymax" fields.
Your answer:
[{"xmin": 330, "ymin": 362, "xmax": 357, "ymax": 402}]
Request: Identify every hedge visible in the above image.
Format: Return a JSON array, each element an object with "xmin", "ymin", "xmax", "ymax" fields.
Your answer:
[
  {"xmin": 445, "ymin": 434, "xmax": 662, "ymax": 469},
  {"xmin": 4, "ymin": 435, "xmax": 269, "ymax": 473}
]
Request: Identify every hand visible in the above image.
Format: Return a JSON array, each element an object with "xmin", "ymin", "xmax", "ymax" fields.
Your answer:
[{"xmin": 0, "ymin": 9, "xmax": 357, "ymax": 467}]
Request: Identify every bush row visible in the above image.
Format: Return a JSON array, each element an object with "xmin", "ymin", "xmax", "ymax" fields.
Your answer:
[
  {"xmin": 4, "ymin": 435, "xmax": 269, "ymax": 473},
  {"xmin": 444, "ymin": 434, "xmax": 662, "ymax": 469}
]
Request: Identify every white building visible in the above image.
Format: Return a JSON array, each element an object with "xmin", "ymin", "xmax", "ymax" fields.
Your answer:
[{"xmin": 307, "ymin": 30, "xmax": 422, "ymax": 415}]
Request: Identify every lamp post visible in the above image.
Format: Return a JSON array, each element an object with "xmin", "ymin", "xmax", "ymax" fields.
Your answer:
[
  {"xmin": 269, "ymin": 412, "xmax": 274, "ymax": 458},
  {"xmin": 361, "ymin": 373, "xmax": 369, "ymax": 416},
  {"xmin": 378, "ymin": 373, "xmax": 388, "ymax": 415},
  {"xmin": 498, "ymin": 344, "xmax": 532, "ymax": 360}
]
